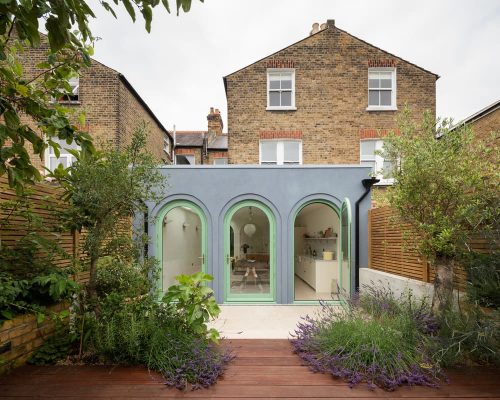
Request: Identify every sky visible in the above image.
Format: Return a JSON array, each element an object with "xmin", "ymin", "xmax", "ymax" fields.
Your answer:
[{"xmin": 89, "ymin": 0, "xmax": 500, "ymax": 131}]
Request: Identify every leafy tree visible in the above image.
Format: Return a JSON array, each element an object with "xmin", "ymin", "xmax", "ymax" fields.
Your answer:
[
  {"xmin": 0, "ymin": 0, "xmax": 200, "ymax": 192},
  {"xmin": 53, "ymin": 122, "xmax": 166, "ymax": 301},
  {"xmin": 382, "ymin": 108, "xmax": 499, "ymax": 315}
]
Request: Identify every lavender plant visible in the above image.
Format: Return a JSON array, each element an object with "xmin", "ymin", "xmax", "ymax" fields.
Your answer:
[
  {"xmin": 291, "ymin": 285, "xmax": 444, "ymax": 391},
  {"xmin": 90, "ymin": 295, "xmax": 233, "ymax": 390}
]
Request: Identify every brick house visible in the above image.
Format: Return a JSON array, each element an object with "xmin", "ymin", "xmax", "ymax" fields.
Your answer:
[
  {"xmin": 146, "ymin": 20, "xmax": 439, "ymax": 305},
  {"xmin": 18, "ymin": 37, "xmax": 173, "ymax": 172},
  {"xmin": 223, "ymin": 20, "xmax": 437, "ymax": 184},
  {"xmin": 173, "ymin": 108, "xmax": 228, "ymax": 165},
  {"xmin": 454, "ymin": 99, "xmax": 499, "ymax": 145}
]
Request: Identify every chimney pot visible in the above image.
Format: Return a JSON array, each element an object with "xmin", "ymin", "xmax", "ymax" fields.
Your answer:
[
  {"xmin": 310, "ymin": 22, "xmax": 320, "ymax": 35},
  {"xmin": 326, "ymin": 19, "xmax": 335, "ymax": 28},
  {"xmin": 320, "ymin": 23, "xmax": 326, "ymax": 30},
  {"xmin": 210, "ymin": 107, "xmax": 214, "ymax": 114}
]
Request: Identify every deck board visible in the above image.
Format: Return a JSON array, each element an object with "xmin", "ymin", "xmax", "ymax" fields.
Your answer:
[{"xmin": 0, "ymin": 339, "xmax": 499, "ymax": 399}]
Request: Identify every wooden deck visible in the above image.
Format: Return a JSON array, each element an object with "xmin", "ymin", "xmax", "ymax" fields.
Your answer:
[{"xmin": 1, "ymin": 339, "xmax": 499, "ymax": 399}]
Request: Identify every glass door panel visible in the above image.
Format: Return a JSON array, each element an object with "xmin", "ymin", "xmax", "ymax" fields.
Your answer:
[
  {"xmin": 161, "ymin": 202, "xmax": 206, "ymax": 292},
  {"xmin": 340, "ymin": 198, "xmax": 352, "ymax": 297},
  {"xmin": 225, "ymin": 202, "xmax": 275, "ymax": 302}
]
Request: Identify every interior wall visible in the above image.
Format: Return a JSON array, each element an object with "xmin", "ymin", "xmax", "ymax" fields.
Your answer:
[
  {"xmin": 295, "ymin": 204, "xmax": 339, "ymax": 257},
  {"xmin": 233, "ymin": 207, "xmax": 269, "ymax": 256},
  {"xmin": 162, "ymin": 207, "xmax": 202, "ymax": 289}
]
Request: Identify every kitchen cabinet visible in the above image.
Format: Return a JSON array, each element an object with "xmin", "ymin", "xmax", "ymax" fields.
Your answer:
[{"xmin": 295, "ymin": 256, "xmax": 339, "ymax": 293}]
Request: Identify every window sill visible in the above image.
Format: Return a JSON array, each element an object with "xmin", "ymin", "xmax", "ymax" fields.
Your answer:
[
  {"xmin": 374, "ymin": 178, "xmax": 395, "ymax": 186},
  {"xmin": 266, "ymin": 106, "xmax": 297, "ymax": 111},
  {"xmin": 57, "ymin": 100, "xmax": 81, "ymax": 106},
  {"xmin": 366, "ymin": 106, "xmax": 397, "ymax": 112}
]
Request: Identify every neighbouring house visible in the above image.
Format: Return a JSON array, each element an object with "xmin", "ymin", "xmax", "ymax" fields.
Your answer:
[
  {"xmin": 454, "ymin": 99, "xmax": 499, "ymax": 145},
  {"xmin": 18, "ymin": 36, "xmax": 173, "ymax": 172},
  {"xmin": 172, "ymin": 108, "xmax": 228, "ymax": 165},
  {"xmin": 146, "ymin": 20, "xmax": 438, "ymax": 305}
]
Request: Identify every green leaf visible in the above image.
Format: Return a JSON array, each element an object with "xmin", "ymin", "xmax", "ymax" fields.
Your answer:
[
  {"xmin": 36, "ymin": 313, "xmax": 46, "ymax": 324},
  {"xmin": 161, "ymin": 0, "xmax": 171, "ymax": 13},
  {"xmin": 122, "ymin": 0, "xmax": 136, "ymax": 21},
  {"xmin": 1, "ymin": 310, "xmax": 14, "ymax": 320},
  {"xmin": 141, "ymin": 5, "xmax": 152, "ymax": 32},
  {"xmin": 46, "ymin": 16, "xmax": 67, "ymax": 52}
]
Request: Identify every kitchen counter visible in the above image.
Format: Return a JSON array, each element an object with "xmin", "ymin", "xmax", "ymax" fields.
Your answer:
[{"xmin": 295, "ymin": 256, "xmax": 339, "ymax": 293}]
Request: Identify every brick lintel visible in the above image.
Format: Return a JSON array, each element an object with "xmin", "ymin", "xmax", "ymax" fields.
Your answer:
[
  {"xmin": 360, "ymin": 128, "xmax": 399, "ymax": 140},
  {"xmin": 260, "ymin": 131, "xmax": 302, "ymax": 140},
  {"xmin": 175, "ymin": 148, "xmax": 197, "ymax": 155}
]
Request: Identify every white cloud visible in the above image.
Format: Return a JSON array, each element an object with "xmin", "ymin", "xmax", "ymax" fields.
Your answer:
[{"xmin": 88, "ymin": 0, "xmax": 500, "ymax": 130}]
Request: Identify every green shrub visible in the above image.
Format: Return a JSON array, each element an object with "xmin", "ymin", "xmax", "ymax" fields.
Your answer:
[
  {"xmin": 463, "ymin": 252, "xmax": 500, "ymax": 309},
  {"xmin": 292, "ymin": 287, "xmax": 442, "ymax": 391},
  {"xmin": 28, "ymin": 330, "xmax": 78, "ymax": 365},
  {"xmin": 89, "ymin": 295, "xmax": 231, "ymax": 390},
  {"xmin": 95, "ymin": 256, "xmax": 155, "ymax": 299},
  {"xmin": 434, "ymin": 304, "xmax": 499, "ymax": 366},
  {"xmin": 0, "ymin": 270, "xmax": 78, "ymax": 322},
  {"xmin": 162, "ymin": 272, "xmax": 221, "ymax": 342}
]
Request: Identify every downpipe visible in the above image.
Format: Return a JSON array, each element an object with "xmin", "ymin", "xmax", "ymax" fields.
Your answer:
[{"xmin": 354, "ymin": 177, "xmax": 379, "ymax": 292}]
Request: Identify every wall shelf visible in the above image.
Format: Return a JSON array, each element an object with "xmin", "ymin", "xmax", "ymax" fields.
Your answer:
[{"xmin": 304, "ymin": 237, "xmax": 337, "ymax": 240}]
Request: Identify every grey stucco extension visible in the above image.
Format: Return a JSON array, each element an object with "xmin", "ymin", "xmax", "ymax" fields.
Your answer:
[{"xmin": 146, "ymin": 165, "xmax": 372, "ymax": 304}]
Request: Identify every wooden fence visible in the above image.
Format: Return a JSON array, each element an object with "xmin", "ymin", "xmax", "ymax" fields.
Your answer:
[
  {"xmin": 0, "ymin": 176, "xmax": 83, "ymax": 271},
  {"xmin": 367, "ymin": 207, "xmax": 495, "ymax": 290}
]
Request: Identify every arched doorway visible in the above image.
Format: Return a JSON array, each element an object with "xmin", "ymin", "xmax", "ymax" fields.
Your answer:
[
  {"xmin": 224, "ymin": 201, "xmax": 276, "ymax": 303},
  {"xmin": 157, "ymin": 200, "xmax": 207, "ymax": 293},
  {"xmin": 293, "ymin": 201, "xmax": 341, "ymax": 301}
]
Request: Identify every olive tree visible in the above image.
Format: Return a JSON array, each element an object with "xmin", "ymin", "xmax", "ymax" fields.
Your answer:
[
  {"xmin": 382, "ymin": 109, "xmax": 499, "ymax": 315},
  {"xmin": 53, "ymin": 122, "xmax": 166, "ymax": 301},
  {"xmin": 0, "ymin": 0, "xmax": 200, "ymax": 192}
]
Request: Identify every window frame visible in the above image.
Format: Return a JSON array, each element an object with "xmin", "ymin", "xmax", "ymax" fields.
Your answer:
[
  {"xmin": 259, "ymin": 139, "xmax": 302, "ymax": 165},
  {"xmin": 175, "ymin": 154, "xmax": 196, "ymax": 165},
  {"xmin": 213, "ymin": 158, "xmax": 228, "ymax": 165},
  {"xmin": 360, "ymin": 139, "xmax": 394, "ymax": 185},
  {"xmin": 163, "ymin": 136, "xmax": 171, "ymax": 155},
  {"xmin": 266, "ymin": 68, "xmax": 296, "ymax": 111},
  {"xmin": 44, "ymin": 138, "xmax": 80, "ymax": 171},
  {"xmin": 366, "ymin": 67, "xmax": 397, "ymax": 111}
]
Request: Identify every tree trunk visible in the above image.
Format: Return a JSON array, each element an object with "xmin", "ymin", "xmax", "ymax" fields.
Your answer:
[
  {"xmin": 87, "ymin": 255, "xmax": 98, "ymax": 302},
  {"xmin": 432, "ymin": 255, "xmax": 455, "ymax": 316}
]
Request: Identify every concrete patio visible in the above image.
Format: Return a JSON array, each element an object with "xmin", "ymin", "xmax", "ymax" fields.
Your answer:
[{"xmin": 208, "ymin": 305, "xmax": 323, "ymax": 338}]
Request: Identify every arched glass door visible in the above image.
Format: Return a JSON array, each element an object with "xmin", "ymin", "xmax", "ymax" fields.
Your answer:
[
  {"xmin": 157, "ymin": 201, "xmax": 207, "ymax": 293},
  {"xmin": 340, "ymin": 198, "xmax": 352, "ymax": 297},
  {"xmin": 224, "ymin": 201, "xmax": 276, "ymax": 302}
]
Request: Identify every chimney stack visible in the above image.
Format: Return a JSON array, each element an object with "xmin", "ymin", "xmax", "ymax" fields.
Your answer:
[{"xmin": 207, "ymin": 107, "xmax": 223, "ymax": 142}]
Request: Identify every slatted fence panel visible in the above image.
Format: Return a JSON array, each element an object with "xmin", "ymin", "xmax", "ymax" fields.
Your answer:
[
  {"xmin": 367, "ymin": 207, "xmax": 482, "ymax": 290},
  {"xmin": 0, "ymin": 176, "xmax": 85, "ymax": 276}
]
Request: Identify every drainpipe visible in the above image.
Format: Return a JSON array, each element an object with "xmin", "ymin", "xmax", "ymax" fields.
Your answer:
[
  {"xmin": 172, "ymin": 124, "xmax": 176, "ymax": 164},
  {"xmin": 355, "ymin": 177, "xmax": 379, "ymax": 292}
]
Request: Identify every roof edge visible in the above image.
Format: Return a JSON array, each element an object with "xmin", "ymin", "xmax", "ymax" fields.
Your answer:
[
  {"xmin": 452, "ymin": 99, "xmax": 500, "ymax": 130},
  {"xmin": 335, "ymin": 26, "xmax": 440, "ymax": 79},
  {"xmin": 223, "ymin": 23, "xmax": 440, "ymax": 92},
  {"xmin": 118, "ymin": 74, "xmax": 172, "ymax": 140},
  {"xmin": 223, "ymin": 27, "xmax": 328, "ymax": 80}
]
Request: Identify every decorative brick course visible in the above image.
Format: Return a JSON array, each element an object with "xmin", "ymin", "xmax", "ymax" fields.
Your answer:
[
  {"xmin": 266, "ymin": 59, "xmax": 295, "ymax": 68},
  {"xmin": 260, "ymin": 131, "xmax": 303, "ymax": 140},
  {"xmin": 359, "ymin": 128, "xmax": 400, "ymax": 139}
]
